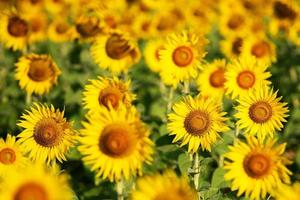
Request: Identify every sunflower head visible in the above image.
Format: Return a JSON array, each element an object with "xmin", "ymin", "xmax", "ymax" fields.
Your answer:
[
  {"xmin": 0, "ymin": 163, "xmax": 74, "ymax": 200},
  {"xmin": 75, "ymin": 15, "xmax": 104, "ymax": 40},
  {"xmin": 159, "ymin": 30, "xmax": 207, "ymax": 87},
  {"xmin": 235, "ymin": 86, "xmax": 289, "ymax": 140},
  {"xmin": 168, "ymin": 95, "xmax": 229, "ymax": 152},
  {"xmin": 275, "ymin": 182, "xmax": 300, "ymax": 200},
  {"xmin": 78, "ymin": 105, "xmax": 154, "ymax": 182},
  {"xmin": 15, "ymin": 54, "xmax": 61, "ymax": 96},
  {"xmin": 132, "ymin": 170, "xmax": 197, "ymax": 200},
  {"xmin": 17, "ymin": 103, "xmax": 76, "ymax": 164},
  {"xmin": 224, "ymin": 136, "xmax": 292, "ymax": 200}
]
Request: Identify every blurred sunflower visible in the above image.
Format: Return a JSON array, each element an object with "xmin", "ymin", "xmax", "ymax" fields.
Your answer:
[
  {"xmin": 220, "ymin": 36, "xmax": 244, "ymax": 59},
  {"xmin": 242, "ymin": 36, "xmax": 276, "ymax": 64},
  {"xmin": 15, "ymin": 54, "xmax": 61, "ymax": 96},
  {"xmin": 196, "ymin": 59, "xmax": 227, "ymax": 101},
  {"xmin": 48, "ymin": 18, "xmax": 77, "ymax": 43},
  {"xmin": 159, "ymin": 31, "xmax": 207, "ymax": 87},
  {"xmin": 26, "ymin": 11, "xmax": 48, "ymax": 43},
  {"xmin": 132, "ymin": 170, "xmax": 197, "ymax": 200},
  {"xmin": 275, "ymin": 182, "xmax": 300, "ymax": 200},
  {"xmin": 168, "ymin": 95, "xmax": 229, "ymax": 153},
  {"xmin": 225, "ymin": 55, "xmax": 271, "ymax": 99},
  {"xmin": 0, "ymin": 134, "xmax": 27, "ymax": 176},
  {"xmin": 16, "ymin": 0, "xmax": 44, "ymax": 14},
  {"xmin": 78, "ymin": 105, "xmax": 153, "ymax": 182},
  {"xmin": 0, "ymin": 12, "xmax": 29, "ymax": 51},
  {"xmin": 83, "ymin": 76, "xmax": 135, "ymax": 112},
  {"xmin": 0, "ymin": 164, "xmax": 74, "ymax": 200},
  {"xmin": 288, "ymin": 21, "xmax": 300, "ymax": 46},
  {"xmin": 143, "ymin": 38, "xmax": 165, "ymax": 73},
  {"xmin": 91, "ymin": 30, "xmax": 140, "ymax": 74},
  {"xmin": 17, "ymin": 103, "xmax": 76, "ymax": 164},
  {"xmin": 235, "ymin": 86, "xmax": 289, "ymax": 140},
  {"xmin": 224, "ymin": 136, "xmax": 292, "ymax": 200},
  {"xmin": 75, "ymin": 15, "xmax": 104, "ymax": 41}
]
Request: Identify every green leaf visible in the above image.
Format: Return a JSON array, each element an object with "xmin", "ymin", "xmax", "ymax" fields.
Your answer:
[
  {"xmin": 211, "ymin": 167, "xmax": 230, "ymax": 189},
  {"xmin": 177, "ymin": 153, "xmax": 191, "ymax": 175}
]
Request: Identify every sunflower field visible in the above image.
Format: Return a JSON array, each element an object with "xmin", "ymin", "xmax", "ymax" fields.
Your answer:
[{"xmin": 1, "ymin": 0, "xmax": 300, "ymax": 200}]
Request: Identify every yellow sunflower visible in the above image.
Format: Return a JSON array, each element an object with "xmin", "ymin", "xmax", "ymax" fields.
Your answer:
[
  {"xmin": 275, "ymin": 182, "xmax": 300, "ymax": 200},
  {"xmin": 0, "ymin": 134, "xmax": 28, "ymax": 176},
  {"xmin": 17, "ymin": 103, "xmax": 76, "ymax": 165},
  {"xmin": 241, "ymin": 36, "xmax": 276, "ymax": 65},
  {"xmin": 288, "ymin": 20, "xmax": 300, "ymax": 46},
  {"xmin": 83, "ymin": 76, "xmax": 135, "ymax": 112},
  {"xmin": 0, "ymin": 163, "xmax": 74, "ymax": 200},
  {"xmin": 167, "ymin": 95, "xmax": 229, "ymax": 153},
  {"xmin": 78, "ymin": 105, "xmax": 154, "ymax": 182},
  {"xmin": 0, "ymin": 12, "xmax": 29, "ymax": 51},
  {"xmin": 159, "ymin": 31, "xmax": 207, "ymax": 87},
  {"xmin": 143, "ymin": 38, "xmax": 165, "ymax": 73},
  {"xmin": 224, "ymin": 136, "xmax": 292, "ymax": 200},
  {"xmin": 196, "ymin": 59, "xmax": 227, "ymax": 101},
  {"xmin": 15, "ymin": 54, "xmax": 61, "ymax": 96},
  {"xmin": 26, "ymin": 11, "xmax": 48, "ymax": 43},
  {"xmin": 74, "ymin": 15, "xmax": 104, "ymax": 41},
  {"xmin": 220, "ymin": 36, "xmax": 244, "ymax": 59},
  {"xmin": 131, "ymin": 170, "xmax": 197, "ymax": 200},
  {"xmin": 235, "ymin": 86, "xmax": 289, "ymax": 140},
  {"xmin": 47, "ymin": 18, "xmax": 77, "ymax": 43},
  {"xmin": 91, "ymin": 30, "xmax": 140, "ymax": 74},
  {"xmin": 225, "ymin": 55, "xmax": 271, "ymax": 99}
]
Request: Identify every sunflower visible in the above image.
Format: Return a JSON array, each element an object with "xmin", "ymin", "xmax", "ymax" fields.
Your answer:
[
  {"xmin": 196, "ymin": 59, "xmax": 227, "ymax": 101},
  {"xmin": 83, "ymin": 76, "xmax": 135, "ymax": 112},
  {"xmin": 159, "ymin": 31, "xmax": 207, "ymax": 87},
  {"xmin": 131, "ymin": 170, "xmax": 197, "ymax": 200},
  {"xmin": 225, "ymin": 55, "xmax": 271, "ymax": 99},
  {"xmin": 235, "ymin": 86, "xmax": 289, "ymax": 140},
  {"xmin": 17, "ymin": 103, "xmax": 76, "ymax": 165},
  {"xmin": 220, "ymin": 36, "xmax": 244, "ymax": 59},
  {"xmin": 143, "ymin": 38, "xmax": 165, "ymax": 73},
  {"xmin": 78, "ymin": 105, "xmax": 153, "ymax": 182},
  {"xmin": 0, "ymin": 12, "xmax": 29, "ymax": 51},
  {"xmin": 0, "ymin": 134, "xmax": 28, "ymax": 176},
  {"xmin": 241, "ymin": 36, "xmax": 276, "ymax": 64},
  {"xmin": 47, "ymin": 18, "xmax": 77, "ymax": 43},
  {"xmin": 26, "ymin": 11, "xmax": 48, "ymax": 43},
  {"xmin": 0, "ymin": 163, "xmax": 74, "ymax": 200},
  {"xmin": 15, "ymin": 54, "xmax": 61, "ymax": 96},
  {"xmin": 224, "ymin": 136, "xmax": 292, "ymax": 200},
  {"xmin": 91, "ymin": 30, "xmax": 140, "ymax": 74},
  {"xmin": 275, "ymin": 182, "xmax": 300, "ymax": 200},
  {"xmin": 288, "ymin": 21, "xmax": 300, "ymax": 46},
  {"xmin": 75, "ymin": 15, "xmax": 104, "ymax": 41},
  {"xmin": 167, "ymin": 95, "xmax": 229, "ymax": 153}
]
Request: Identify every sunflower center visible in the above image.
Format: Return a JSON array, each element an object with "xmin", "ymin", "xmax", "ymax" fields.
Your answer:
[
  {"xmin": 105, "ymin": 34, "xmax": 132, "ymax": 59},
  {"xmin": 251, "ymin": 41, "xmax": 270, "ymax": 58},
  {"xmin": 243, "ymin": 153, "xmax": 271, "ymax": 178},
  {"xmin": 209, "ymin": 68, "xmax": 226, "ymax": 88},
  {"xmin": 172, "ymin": 46, "xmax": 193, "ymax": 67},
  {"xmin": 8, "ymin": 16, "xmax": 28, "ymax": 37},
  {"xmin": 34, "ymin": 118, "xmax": 63, "ymax": 147},
  {"xmin": 14, "ymin": 182, "xmax": 48, "ymax": 200},
  {"xmin": 0, "ymin": 147, "xmax": 16, "ymax": 165},
  {"xmin": 28, "ymin": 58, "xmax": 55, "ymax": 82},
  {"xmin": 30, "ymin": 18, "xmax": 42, "ymax": 32},
  {"xmin": 55, "ymin": 23, "xmax": 69, "ymax": 34},
  {"xmin": 232, "ymin": 37, "xmax": 243, "ymax": 55},
  {"xmin": 237, "ymin": 71, "xmax": 255, "ymax": 89},
  {"xmin": 273, "ymin": 1, "xmax": 297, "ymax": 20},
  {"xmin": 76, "ymin": 19, "xmax": 102, "ymax": 37},
  {"xmin": 184, "ymin": 110, "xmax": 210, "ymax": 136},
  {"xmin": 98, "ymin": 87, "xmax": 123, "ymax": 109},
  {"xmin": 249, "ymin": 101, "xmax": 272, "ymax": 123},
  {"xmin": 227, "ymin": 14, "xmax": 244, "ymax": 30},
  {"xmin": 99, "ymin": 124, "xmax": 136, "ymax": 158}
]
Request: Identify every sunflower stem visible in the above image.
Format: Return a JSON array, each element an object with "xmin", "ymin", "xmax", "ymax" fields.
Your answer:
[
  {"xmin": 193, "ymin": 152, "xmax": 200, "ymax": 196},
  {"xmin": 26, "ymin": 93, "xmax": 32, "ymax": 105},
  {"xmin": 235, "ymin": 127, "xmax": 239, "ymax": 137},
  {"xmin": 183, "ymin": 81, "xmax": 190, "ymax": 94},
  {"xmin": 167, "ymin": 87, "xmax": 174, "ymax": 112},
  {"xmin": 116, "ymin": 178, "xmax": 124, "ymax": 200}
]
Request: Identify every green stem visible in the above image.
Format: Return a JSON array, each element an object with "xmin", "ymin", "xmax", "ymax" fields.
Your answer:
[
  {"xmin": 116, "ymin": 178, "xmax": 124, "ymax": 200},
  {"xmin": 183, "ymin": 81, "xmax": 190, "ymax": 94},
  {"xmin": 193, "ymin": 153, "xmax": 200, "ymax": 194},
  {"xmin": 167, "ymin": 87, "xmax": 174, "ymax": 112},
  {"xmin": 235, "ymin": 127, "xmax": 239, "ymax": 137},
  {"xmin": 26, "ymin": 93, "xmax": 31, "ymax": 105}
]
